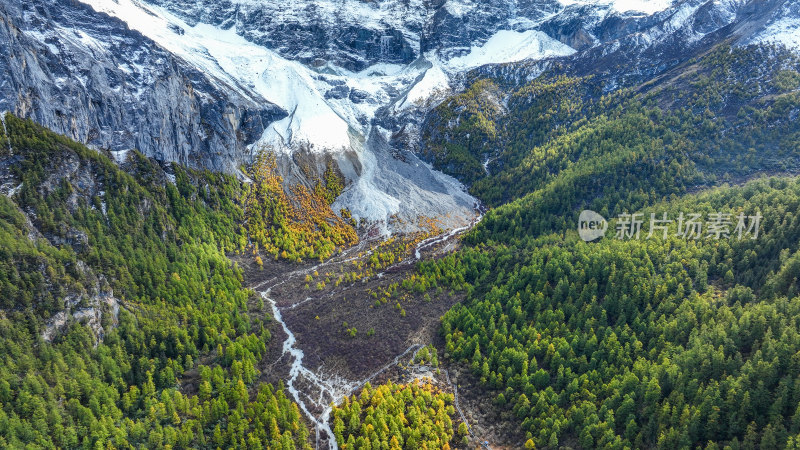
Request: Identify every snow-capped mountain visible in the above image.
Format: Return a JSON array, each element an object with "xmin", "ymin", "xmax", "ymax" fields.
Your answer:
[{"xmin": 1, "ymin": 0, "xmax": 798, "ymax": 230}]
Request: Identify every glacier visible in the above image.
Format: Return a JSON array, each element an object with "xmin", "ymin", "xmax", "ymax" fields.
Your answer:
[{"xmin": 69, "ymin": 0, "xmax": 582, "ymax": 231}]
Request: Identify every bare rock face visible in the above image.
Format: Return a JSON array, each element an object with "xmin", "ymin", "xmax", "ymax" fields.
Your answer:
[
  {"xmin": 0, "ymin": 0, "xmax": 286, "ymax": 173},
  {"xmin": 41, "ymin": 286, "xmax": 121, "ymax": 346}
]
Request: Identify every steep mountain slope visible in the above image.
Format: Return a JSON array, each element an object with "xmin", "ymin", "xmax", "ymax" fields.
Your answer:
[
  {"xmin": 421, "ymin": 43, "xmax": 800, "ymax": 208},
  {"xmin": 0, "ymin": 113, "xmax": 317, "ymax": 448},
  {"xmin": 6, "ymin": 0, "xmax": 797, "ymax": 232},
  {"xmin": 0, "ymin": 0, "xmax": 286, "ymax": 174}
]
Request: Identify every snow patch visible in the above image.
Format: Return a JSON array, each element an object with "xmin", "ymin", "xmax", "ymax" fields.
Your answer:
[
  {"xmin": 444, "ymin": 30, "xmax": 575, "ymax": 71},
  {"xmin": 6, "ymin": 183, "xmax": 23, "ymax": 197},
  {"xmin": 444, "ymin": 0, "xmax": 475, "ymax": 18},
  {"xmin": 109, "ymin": 149, "xmax": 130, "ymax": 165},
  {"xmin": 558, "ymin": 0, "xmax": 673, "ymax": 15},
  {"xmin": 215, "ymin": 0, "xmax": 429, "ymax": 41},
  {"xmin": 662, "ymin": 1, "xmax": 703, "ymax": 35},
  {"xmin": 753, "ymin": 16, "xmax": 800, "ymax": 50},
  {"xmin": 610, "ymin": 0, "xmax": 673, "ymax": 14},
  {"xmin": 398, "ymin": 66, "xmax": 450, "ymax": 110}
]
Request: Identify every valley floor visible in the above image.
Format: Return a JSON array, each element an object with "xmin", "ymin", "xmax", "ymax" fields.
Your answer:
[{"xmin": 233, "ymin": 223, "xmax": 518, "ymax": 448}]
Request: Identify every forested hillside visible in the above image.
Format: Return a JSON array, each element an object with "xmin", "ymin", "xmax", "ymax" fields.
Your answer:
[
  {"xmin": 0, "ymin": 115, "xmax": 313, "ymax": 448},
  {"xmin": 423, "ymin": 45, "xmax": 800, "ymax": 210},
  {"xmin": 408, "ymin": 43, "xmax": 800, "ymax": 449},
  {"xmin": 418, "ymin": 177, "xmax": 800, "ymax": 448}
]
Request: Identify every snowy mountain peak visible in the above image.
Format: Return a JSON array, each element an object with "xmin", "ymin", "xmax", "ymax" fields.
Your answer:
[{"xmin": 1, "ymin": 0, "xmax": 798, "ymax": 231}]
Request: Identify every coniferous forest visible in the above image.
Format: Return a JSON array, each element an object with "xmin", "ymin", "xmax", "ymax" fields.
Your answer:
[
  {"xmin": 0, "ymin": 114, "xmax": 313, "ymax": 448},
  {"xmin": 407, "ymin": 44, "xmax": 800, "ymax": 449}
]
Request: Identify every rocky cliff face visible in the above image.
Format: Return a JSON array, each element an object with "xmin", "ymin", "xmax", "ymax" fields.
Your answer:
[
  {"xmin": 0, "ymin": 0, "xmax": 286, "ymax": 174},
  {"xmin": 1, "ymin": 0, "xmax": 797, "ymax": 230}
]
